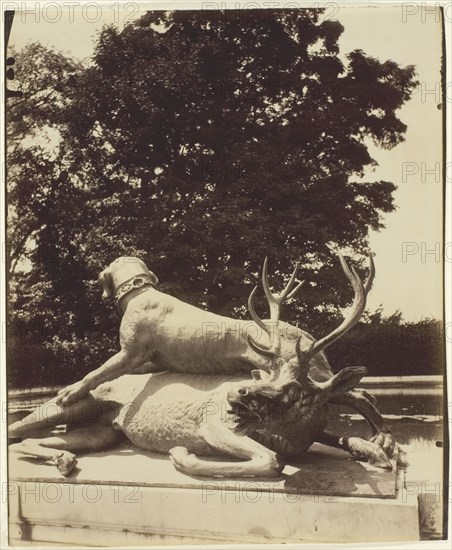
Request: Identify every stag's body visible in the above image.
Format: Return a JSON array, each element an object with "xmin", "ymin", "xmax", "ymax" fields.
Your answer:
[
  {"xmin": 9, "ymin": 372, "xmax": 300, "ymax": 477},
  {"xmin": 95, "ymin": 372, "xmax": 327, "ymax": 458},
  {"xmin": 96, "ymin": 372, "xmax": 249, "ymax": 456},
  {"xmin": 10, "ymin": 370, "xmax": 381, "ymax": 478}
]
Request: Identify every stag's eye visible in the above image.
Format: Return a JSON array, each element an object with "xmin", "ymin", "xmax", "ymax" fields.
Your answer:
[{"xmin": 286, "ymin": 386, "xmax": 301, "ymax": 402}]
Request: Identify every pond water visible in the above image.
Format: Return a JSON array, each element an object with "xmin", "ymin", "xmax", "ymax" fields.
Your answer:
[{"xmin": 331, "ymin": 388, "xmax": 444, "ymax": 444}]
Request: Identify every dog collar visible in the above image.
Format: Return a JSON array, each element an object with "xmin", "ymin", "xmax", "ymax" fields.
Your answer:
[{"xmin": 115, "ymin": 274, "xmax": 156, "ymax": 305}]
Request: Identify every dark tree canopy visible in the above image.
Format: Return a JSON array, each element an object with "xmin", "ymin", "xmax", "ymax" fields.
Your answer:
[{"xmin": 7, "ymin": 10, "xmax": 422, "ymax": 387}]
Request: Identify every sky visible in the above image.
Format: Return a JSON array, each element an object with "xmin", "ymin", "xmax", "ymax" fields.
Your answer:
[{"xmin": 7, "ymin": 2, "xmax": 445, "ymax": 321}]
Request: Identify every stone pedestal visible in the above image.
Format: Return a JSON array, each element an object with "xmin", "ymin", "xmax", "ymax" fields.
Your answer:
[{"xmin": 8, "ymin": 443, "xmax": 419, "ymax": 545}]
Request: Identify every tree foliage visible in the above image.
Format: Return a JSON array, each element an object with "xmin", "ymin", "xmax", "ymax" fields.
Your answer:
[
  {"xmin": 7, "ymin": 43, "xmax": 82, "ymax": 275},
  {"xmin": 327, "ymin": 312, "xmax": 444, "ymax": 377},
  {"xmin": 7, "ymin": 10, "xmax": 429, "ymax": 388}
]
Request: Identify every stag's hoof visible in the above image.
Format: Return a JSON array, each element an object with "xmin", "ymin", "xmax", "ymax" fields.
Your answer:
[
  {"xmin": 347, "ymin": 437, "xmax": 392, "ymax": 470},
  {"xmin": 169, "ymin": 447, "xmax": 198, "ymax": 474},
  {"xmin": 369, "ymin": 431, "xmax": 396, "ymax": 458},
  {"xmin": 54, "ymin": 452, "xmax": 77, "ymax": 476},
  {"xmin": 57, "ymin": 381, "xmax": 89, "ymax": 405}
]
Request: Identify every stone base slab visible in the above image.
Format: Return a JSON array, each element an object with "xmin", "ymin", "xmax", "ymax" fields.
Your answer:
[{"xmin": 8, "ymin": 443, "xmax": 419, "ymax": 545}]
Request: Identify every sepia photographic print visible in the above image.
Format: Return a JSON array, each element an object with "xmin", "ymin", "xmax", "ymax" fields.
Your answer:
[{"xmin": 1, "ymin": 0, "xmax": 451, "ymax": 547}]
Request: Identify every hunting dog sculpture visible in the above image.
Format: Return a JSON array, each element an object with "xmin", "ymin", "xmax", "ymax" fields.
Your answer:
[
  {"xmin": 53, "ymin": 254, "xmax": 394, "ymax": 457},
  {"xmin": 10, "ymin": 255, "xmax": 392, "ymax": 477}
]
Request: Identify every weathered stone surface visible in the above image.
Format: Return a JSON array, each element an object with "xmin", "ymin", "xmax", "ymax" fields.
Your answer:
[
  {"xmin": 8, "ymin": 443, "xmax": 419, "ymax": 545},
  {"xmin": 10, "ymin": 442, "xmax": 397, "ymax": 498}
]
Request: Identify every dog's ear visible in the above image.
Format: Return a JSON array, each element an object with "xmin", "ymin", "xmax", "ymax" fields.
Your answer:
[
  {"xmin": 148, "ymin": 271, "xmax": 159, "ymax": 288},
  {"xmin": 98, "ymin": 269, "xmax": 115, "ymax": 299}
]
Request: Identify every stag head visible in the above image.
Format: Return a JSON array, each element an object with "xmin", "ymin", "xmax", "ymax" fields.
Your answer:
[{"xmin": 227, "ymin": 254, "xmax": 375, "ymax": 436}]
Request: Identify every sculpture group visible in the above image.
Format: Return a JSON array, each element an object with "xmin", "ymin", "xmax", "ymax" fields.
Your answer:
[{"xmin": 10, "ymin": 254, "xmax": 395, "ymax": 477}]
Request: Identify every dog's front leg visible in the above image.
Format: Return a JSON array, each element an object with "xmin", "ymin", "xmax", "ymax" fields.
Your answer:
[{"xmin": 56, "ymin": 350, "xmax": 146, "ymax": 405}]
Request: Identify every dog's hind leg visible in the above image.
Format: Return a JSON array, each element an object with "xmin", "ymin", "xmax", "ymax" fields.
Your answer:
[
  {"xmin": 9, "ymin": 424, "xmax": 123, "ymax": 476},
  {"xmin": 9, "ymin": 395, "xmax": 108, "ymax": 439}
]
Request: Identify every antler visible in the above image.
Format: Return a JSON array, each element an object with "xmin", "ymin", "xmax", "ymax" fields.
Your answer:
[
  {"xmin": 296, "ymin": 254, "xmax": 372, "ymax": 380},
  {"xmin": 364, "ymin": 253, "xmax": 375, "ymax": 295},
  {"xmin": 247, "ymin": 257, "xmax": 304, "ymax": 363}
]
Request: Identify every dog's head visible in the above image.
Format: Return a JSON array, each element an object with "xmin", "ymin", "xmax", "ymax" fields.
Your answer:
[{"xmin": 98, "ymin": 257, "xmax": 159, "ymax": 299}]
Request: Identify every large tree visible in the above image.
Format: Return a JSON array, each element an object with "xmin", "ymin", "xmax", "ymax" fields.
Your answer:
[
  {"xmin": 57, "ymin": 10, "xmax": 416, "ymax": 313},
  {"xmin": 8, "ymin": 9, "xmax": 419, "ymax": 386}
]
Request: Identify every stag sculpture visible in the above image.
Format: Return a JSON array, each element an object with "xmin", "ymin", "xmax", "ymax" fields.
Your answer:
[
  {"xmin": 10, "ymin": 255, "xmax": 392, "ymax": 478},
  {"xmin": 53, "ymin": 254, "xmax": 394, "ymax": 457}
]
